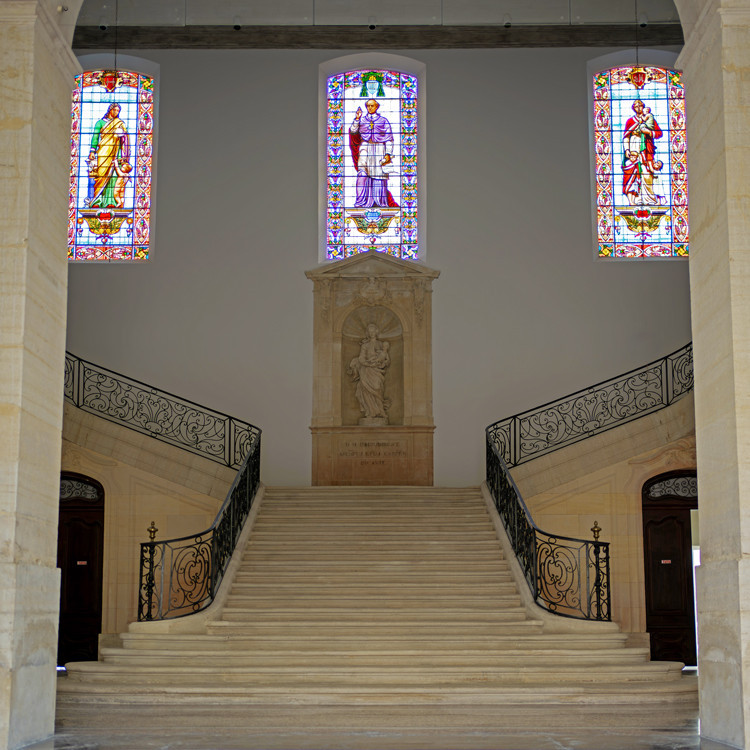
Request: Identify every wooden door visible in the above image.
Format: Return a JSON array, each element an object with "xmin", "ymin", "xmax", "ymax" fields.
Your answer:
[
  {"xmin": 57, "ymin": 474, "xmax": 104, "ymax": 666},
  {"xmin": 642, "ymin": 471, "xmax": 698, "ymax": 666}
]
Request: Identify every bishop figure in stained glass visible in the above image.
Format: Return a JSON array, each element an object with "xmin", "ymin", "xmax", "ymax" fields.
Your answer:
[{"xmin": 349, "ymin": 99, "xmax": 398, "ymax": 208}]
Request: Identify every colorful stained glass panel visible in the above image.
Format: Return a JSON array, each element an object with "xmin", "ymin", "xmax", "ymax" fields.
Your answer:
[
  {"xmin": 593, "ymin": 66, "xmax": 688, "ymax": 259},
  {"xmin": 68, "ymin": 70, "xmax": 154, "ymax": 261},
  {"xmin": 326, "ymin": 69, "xmax": 418, "ymax": 261}
]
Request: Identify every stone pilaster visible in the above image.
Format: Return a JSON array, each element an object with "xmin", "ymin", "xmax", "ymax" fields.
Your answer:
[
  {"xmin": 677, "ymin": 1, "xmax": 750, "ymax": 746},
  {"xmin": 0, "ymin": 2, "xmax": 80, "ymax": 747}
]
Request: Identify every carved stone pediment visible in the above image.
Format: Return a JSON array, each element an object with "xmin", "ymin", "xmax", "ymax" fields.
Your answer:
[{"xmin": 306, "ymin": 249, "xmax": 441, "ymax": 281}]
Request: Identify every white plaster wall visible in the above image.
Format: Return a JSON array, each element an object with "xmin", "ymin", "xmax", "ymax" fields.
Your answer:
[{"xmin": 65, "ymin": 47, "xmax": 692, "ymax": 486}]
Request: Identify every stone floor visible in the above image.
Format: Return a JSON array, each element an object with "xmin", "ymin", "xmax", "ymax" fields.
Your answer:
[{"xmin": 23, "ymin": 705, "xmax": 735, "ymax": 750}]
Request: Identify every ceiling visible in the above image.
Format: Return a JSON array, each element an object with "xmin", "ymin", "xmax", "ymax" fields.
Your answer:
[
  {"xmin": 77, "ymin": 0, "xmax": 680, "ymax": 28},
  {"xmin": 73, "ymin": 0, "xmax": 683, "ymax": 48}
]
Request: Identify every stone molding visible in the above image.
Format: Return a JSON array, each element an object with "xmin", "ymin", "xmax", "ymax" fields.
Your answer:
[{"xmin": 0, "ymin": 1, "xmax": 81, "ymax": 72}]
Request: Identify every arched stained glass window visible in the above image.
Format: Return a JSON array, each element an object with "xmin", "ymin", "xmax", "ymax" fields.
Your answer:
[
  {"xmin": 326, "ymin": 69, "xmax": 418, "ymax": 260},
  {"xmin": 68, "ymin": 70, "xmax": 154, "ymax": 261},
  {"xmin": 593, "ymin": 66, "xmax": 688, "ymax": 259}
]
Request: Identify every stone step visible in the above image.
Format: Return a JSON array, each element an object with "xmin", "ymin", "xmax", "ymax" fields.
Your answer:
[
  {"xmin": 230, "ymin": 572, "xmax": 515, "ymax": 584},
  {"xmin": 241, "ymin": 550, "xmax": 504, "ymax": 560},
  {"xmin": 58, "ymin": 677, "xmax": 697, "ymax": 711},
  {"xmin": 205, "ymin": 621, "xmax": 546, "ymax": 637},
  {"xmin": 263, "ymin": 488, "xmax": 481, "ymax": 498},
  {"xmin": 246, "ymin": 534, "xmax": 498, "ymax": 554},
  {"xmin": 119, "ymin": 631, "xmax": 630, "ymax": 651},
  {"xmin": 222, "ymin": 594, "xmax": 525, "ymax": 621},
  {"xmin": 219, "ymin": 607, "xmax": 530, "ymax": 622},
  {"xmin": 227, "ymin": 582, "xmax": 519, "ymax": 595},
  {"xmin": 252, "ymin": 519, "xmax": 494, "ymax": 528},
  {"xmin": 226, "ymin": 588, "xmax": 521, "ymax": 612},
  {"xmin": 61, "ymin": 660, "xmax": 685, "ymax": 688},
  {"xmin": 54, "ymin": 697, "xmax": 699, "ymax": 732},
  {"xmin": 237, "ymin": 560, "xmax": 509, "ymax": 570},
  {"xmin": 99, "ymin": 647, "xmax": 652, "ymax": 668},
  {"xmin": 261, "ymin": 512, "xmax": 490, "ymax": 526}
]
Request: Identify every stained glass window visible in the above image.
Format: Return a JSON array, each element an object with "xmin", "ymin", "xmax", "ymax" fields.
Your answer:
[
  {"xmin": 326, "ymin": 69, "xmax": 418, "ymax": 260},
  {"xmin": 593, "ymin": 66, "xmax": 688, "ymax": 259},
  {"xmin": 68, "ymin": 70, "xmax": 154, "ymax": 261}
]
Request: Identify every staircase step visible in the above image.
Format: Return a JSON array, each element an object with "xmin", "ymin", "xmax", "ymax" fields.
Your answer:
[
  {"xmin": 223, "ymin": 596, "xmax": 522, "ymax": 609},
  {"xmin": 99, "ymin": 646, "xmax": 652, "ymax": 668},
  {"xmin": 119, "ymin": 631, "xmax": 630, "ymax": 651},
  {"xmin": 205, "ymin": 621, "xmax": 546, "ymax": 637},
  {"xmin": 228, "ymin": 582, "xmax": 519, "ymax": 595}
]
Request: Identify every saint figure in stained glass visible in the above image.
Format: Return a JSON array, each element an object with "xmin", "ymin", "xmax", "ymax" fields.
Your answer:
[
  {"xmin": 593, "ymin": 66, "xmax": 688, "ymax": 258},
  {"xmin": 622, "ymin": 99, "xmax": 664, "ymax": 206},
  {"xmin": 87, "ymin": 103, "xmax": 131, "ymax": 209},
  {"xmin": 68, "ymin": 69, "xmax": 154, "ymax": 261}
]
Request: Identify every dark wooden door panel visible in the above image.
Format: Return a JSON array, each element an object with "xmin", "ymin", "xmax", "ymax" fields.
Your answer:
[
  {"xmin": 57, "ymin": 475, "xmax": 104, "ymax": 667},
  {"xmin": 642, "ymin": 472, "xmax": 697, "ymax": 667}
]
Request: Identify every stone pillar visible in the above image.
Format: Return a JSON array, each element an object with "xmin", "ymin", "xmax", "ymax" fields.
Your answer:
[
  {"xmin": 0, "ymin": 2, "xmax": 79, "ymax": 747},
  {"xmin": 677, "ymin": 1, "xmax": 750, "ymax": 746}
]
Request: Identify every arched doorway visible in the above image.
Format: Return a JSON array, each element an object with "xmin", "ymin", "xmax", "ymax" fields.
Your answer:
[
  {"xmin": 57, "ymin": 473, "xmax": 105, "ymax": 666},
  {"xmin": 642, "ymin": 470, "xmax": 698, "ymax": 666}
]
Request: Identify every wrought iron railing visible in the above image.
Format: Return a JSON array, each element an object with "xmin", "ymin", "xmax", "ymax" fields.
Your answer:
[
  {"xmin": 64, "ymin": 352, "xmax": 256, "ymax": 469},
  {"xmin": 138, "ymin": 427, "xmax": 261, "ymax": 620},
  {"xmin": 487, "ymin": 342, "xmax": 693, "ymax": 468},
  {"xmin": 486, "ymin": 437, "xmax": 610, "ymax": 620}
]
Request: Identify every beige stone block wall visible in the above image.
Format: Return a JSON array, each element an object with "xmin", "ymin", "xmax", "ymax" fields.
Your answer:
[
  {"xmin": 62, "ymin": 405, "xmax": 235, "ymax": 635},
  {"xmin": 512, "ymin": 396, "xmax": 696, "ymax": 634}
]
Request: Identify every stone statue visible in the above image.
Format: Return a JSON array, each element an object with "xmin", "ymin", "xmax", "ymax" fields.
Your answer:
[{"xmin": 348, "ymin": 323, "xmax": 391, "ymax": 423}]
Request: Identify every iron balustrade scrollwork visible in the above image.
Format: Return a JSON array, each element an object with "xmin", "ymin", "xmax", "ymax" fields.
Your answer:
[
  {"xmin": 487, "ymin": 343, "xmax": 693, "ymax": 468},
  {"xmin": 485, "ymin": 438, "xmax": 610, "ymax": 620},
  {"xmin": 138, "ymin": 428, "xmax": 261, "ymax": 620},
  {"xmin": 64, "ymin": 351, "xmax": 257, "ymax": 470}
]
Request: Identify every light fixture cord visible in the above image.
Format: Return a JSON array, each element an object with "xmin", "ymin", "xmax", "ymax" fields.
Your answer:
[
  {"xmin": 114, "ymin": 0, "xmax": 119, "ymax": 70},
  {"xmin": 635, "ymin": 0, "xmax": 640, "ymax": 66}
]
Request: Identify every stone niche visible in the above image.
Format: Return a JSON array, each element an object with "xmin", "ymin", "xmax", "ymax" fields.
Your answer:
[{"xmin": 306, "ymin": 251, "xmax": 439, "ymax": 485}]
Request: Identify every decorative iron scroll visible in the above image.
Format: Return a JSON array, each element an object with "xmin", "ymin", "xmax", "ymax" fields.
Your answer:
[
  {"xmin": 64, "ymin": 352, "xmax": 257, "ymax": 470},
  {"xmin": 60, "ymin": 478, "xmax": 101, "ymax": 501},
  {"xmin": 138, "ymin": 431, "xmax": 261, "ymax": 620},
  {"xmin": 646, "ymin": 475, "xmax": 697, "ymax": 499},
  {"xmin": 487, "ymin": 342, "xmax": 693, "ymax": 467},
  {"xmin": 485, "ymin": 438, "xmax": 610, "ymax": 621}
]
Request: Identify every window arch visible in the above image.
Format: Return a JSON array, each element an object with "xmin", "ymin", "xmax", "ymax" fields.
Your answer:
[
  {"xmin": 68, "ymin": 66, "xmax": 155, "ymax": 261},
  {"xmin": 592, "ymin": 64, "xmax": 688, "ymax": 259},
  {"xmin": 322, "ymin": 54, "xmax": 424, "ymax": 262}
]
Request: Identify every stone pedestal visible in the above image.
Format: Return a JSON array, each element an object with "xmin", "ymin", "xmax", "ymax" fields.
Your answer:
[{"xmin": 307, "ymin": 251, "xmax": 438, "ymax": 485}]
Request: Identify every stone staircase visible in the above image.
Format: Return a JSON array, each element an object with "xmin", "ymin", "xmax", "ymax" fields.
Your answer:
[{"xmin": 56, "ymin": 486, "xmax": 697, "ymax": 729}]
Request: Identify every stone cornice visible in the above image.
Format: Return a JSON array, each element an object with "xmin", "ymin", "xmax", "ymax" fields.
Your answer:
[
  {"xmin": 676, "ymin": 0, "xmax": 750, "ymax": 71},
  {"xmin": 1, "ymin": 1, "xmax": 81, "ymax": 74}
]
